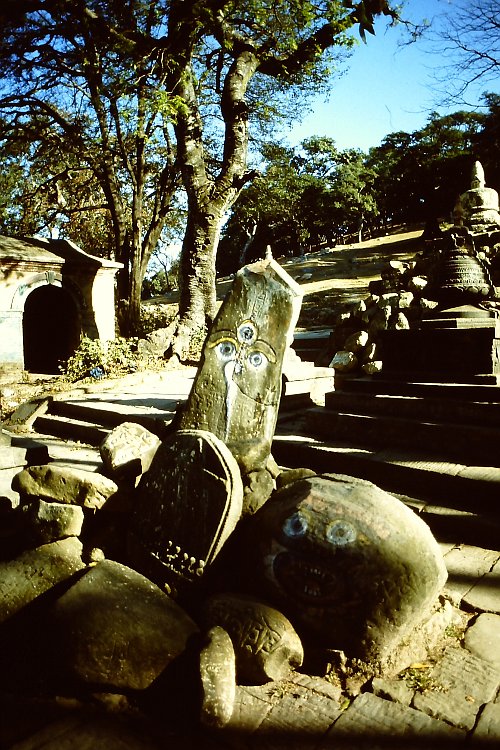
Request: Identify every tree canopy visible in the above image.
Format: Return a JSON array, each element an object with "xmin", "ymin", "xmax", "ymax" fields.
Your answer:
[
  {"xmin": 218, "ymin": 98, "xmax": 500, "ymax": 270},
  {"xmin": 0, "ymin": 0, "xmax": 398, "ymax": 356}
]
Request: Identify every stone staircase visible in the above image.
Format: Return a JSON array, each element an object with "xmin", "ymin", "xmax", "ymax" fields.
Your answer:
[
  {"xmin": 5, "ymin": 366, "xmax": 500, "ymax": 548},
  {"xmin": 273, "ymin": 376, "xmax": 500, "ymax": 548}
]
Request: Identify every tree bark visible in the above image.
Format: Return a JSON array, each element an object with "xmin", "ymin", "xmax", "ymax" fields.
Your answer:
[{"xmin": 169, "ymin": 48, "xmax": 260, "ymax": 358}]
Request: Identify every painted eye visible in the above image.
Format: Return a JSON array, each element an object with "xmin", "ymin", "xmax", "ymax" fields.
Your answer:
[
  {"xmin": 326, "ymin": 520, "xmax": 357, "ymax": 546},
  {"xmin": 283, "ymin": 512, "xmax": 308, "ymax": 539},
  {"xmin": 237, "ymin": 322, "xmax": 256, "ymax": 344},
  {"xmin": 248, "ymin": 351, "xmax": 267, "ymax": 369},
  {"xmin": 216, "ymin": 341, "xmax": 236, "ymax": 361}
]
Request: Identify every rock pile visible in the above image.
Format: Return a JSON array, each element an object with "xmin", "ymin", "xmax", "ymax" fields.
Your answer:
[
  {"xmin": 322, "ymin": 230, "xmax": 500, "ymax": 376},
  {"xmin": 0, "ymin": 255, "xmax": 451, "ymax": 733}
]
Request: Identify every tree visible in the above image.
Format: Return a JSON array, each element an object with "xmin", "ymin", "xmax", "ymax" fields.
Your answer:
[
  {"xmin": 159, "ymin": 0, "xmax": 398, "ymax": 356},
  {"xmin": 218, "ymin": 135, "xmax": 378, "ymax": 273},
  {"xmin": 367, "ymin": 110, "xmax": 484, "ymax": 227},
  {"xmin": 0, "ymin": 0, "xmax": 181, "ymax": 336},
  {"xmin": 0, "ymin": 0, "xmax": 397, "ymax": 356}
]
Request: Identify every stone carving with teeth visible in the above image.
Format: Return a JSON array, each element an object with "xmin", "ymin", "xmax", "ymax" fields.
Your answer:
[{"xmin": 243, "ymin": 473, "xmax": 447, "ymax": 668}]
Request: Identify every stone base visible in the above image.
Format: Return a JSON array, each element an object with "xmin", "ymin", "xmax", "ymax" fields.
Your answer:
[{"xmin": 379, "ymin": 307, "xmax": 500, "ymax": 383}]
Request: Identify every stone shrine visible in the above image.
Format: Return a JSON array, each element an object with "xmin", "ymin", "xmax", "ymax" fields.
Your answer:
[
  {"xmin": 0, "ymin": 235, "xmax": 122, "ymax": 376},
  {"xmin": 456, "ymin": 160, "xmax": 500, "ymax": 229},
  {"xmin": 377, "ymin": 164, "xmax": 500, "ymax": 384},
  {"xmin": 235, "ymin": 474, "xmax": 447, "ymax": 669}
]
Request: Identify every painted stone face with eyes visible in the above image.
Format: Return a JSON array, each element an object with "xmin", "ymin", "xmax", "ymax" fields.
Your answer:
[
  {"xmin": 178, "ymin": 255, "xmax": 302, "ymax": 477},
  {"xmin": 246, "ymin": 474, "xmax": 447, "ymax": 665}
]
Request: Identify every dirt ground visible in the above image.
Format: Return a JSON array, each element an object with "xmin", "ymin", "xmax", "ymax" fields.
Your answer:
[{"xmin": 0, "ymin": 227, "xmax": 425, "ymax": 418}]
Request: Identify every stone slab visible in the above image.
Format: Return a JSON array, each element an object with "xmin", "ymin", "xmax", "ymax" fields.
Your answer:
[
  {"xmin": 443, "ymin": 545, "xmax": 500, "ymax": 605},
  {"xmin": 4, "ymin": 714, "xmax": 163, "ymax": 750},
  {"xmin": 412, "ymin": 646, "xmax": 500, "ymax": 731},
  {"xmin": 463, "ymin": 557, "xmax": 500, "ymax": 614},
  {"xmin": 464, "ymin": 613, "xmax": 500, "ymax": 666},
  {"xmin": 471, "ymin": 703, "xmax": 500, "ymax": 744},
  {"xmin": 256, "ymin": 676, "xmax": 342, "ymax": 749},
  {"xmin": 321, "ymin": 692, "xmax": 465, "ymax": 748},
  {"xmin": 0, "ymin": 446, "xmax": 28, "ymax": 470}
]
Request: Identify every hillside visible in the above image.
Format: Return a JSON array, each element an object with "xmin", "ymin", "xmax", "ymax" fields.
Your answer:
[{"xmin": 0, "ymin": 228, "xmax": 425, "ymax": 412}]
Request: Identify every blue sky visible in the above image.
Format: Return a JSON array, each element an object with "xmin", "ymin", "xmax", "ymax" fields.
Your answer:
[{"xmin": 286, "ymin": 0, "xmax": 496, "ymax": 152}]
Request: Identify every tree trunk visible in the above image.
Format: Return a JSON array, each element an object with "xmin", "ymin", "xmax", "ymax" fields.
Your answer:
[{"xmin": 169, "ymin": 50, "xmax": 259, "ymax": 360}]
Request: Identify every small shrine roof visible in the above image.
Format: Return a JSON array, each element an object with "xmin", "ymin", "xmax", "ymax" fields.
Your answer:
[{"xmin": 0, "ymin": 234, "xmax": 122, "ymax": 268}]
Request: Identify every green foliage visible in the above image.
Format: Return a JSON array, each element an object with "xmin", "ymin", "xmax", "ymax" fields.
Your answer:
[
  {"xmin": 140, "ymin": 304, "xmax": 178, "ymax": 335},
  {"xmin": 367, "ymin": 108, "xmax": 486, "ymax": 225},
  {"xmin": 61, "ymin": 335, "xmax": 142, "ymax": 382},
  {"xmin": 401, "ymin": 665, "xmax": 446, "ymax": 694},
  {"xmin": 218, "ymin": 135, "xmax": 379, "ymax": 272}
]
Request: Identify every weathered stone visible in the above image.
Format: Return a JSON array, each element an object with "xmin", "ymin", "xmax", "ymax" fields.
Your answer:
[
  {"xmin": 378, "ymin": 293, "xmax": 399, "ymax": 309},
  {"xmin": 128, "ymin": 429, "xmax": 243, "ymax": 595},
  {"xmin": 99, "ymin": 421, "xmax": 161, "ymax": 479},
  {"xmin": 199, "ymin": 626, "xmax": 236, "ymax": 728},
  {"xmin": 412, "ymin": 646, "xmax": 500, "ymax": 731},
  {"xmin": 246, "ymin": 474, "xmax": 447, "ymax": 665},
  {"xmin": 457, "ymin": 161, "xmax": 500, "ymax": 227},
  {"xmin": 2, "ymin": 714, "xmax": 162, "ymax": 750},
  {"xmin": 464, "ymin": 613, "xmax": 500, "ymax": 666},
  {"xmin": 344, "ymin": 330, "xmax": 368, "ymax": 353},
  {"xmin": 443, "ymin": 545, "xmax": 500, "ymax": 605},
  {"xmin": 472, "ymin": 703, "xmax": 500, "ymax": 743},
  {"xmin": 367, "ymin": 307, "xmax": 390, "ymax": 335},
  {"xmin": 0, "ymin": 446, "xmax": 28, "ymax": 470},
  {"xmin": 371, "ymin": 676, "xmax": 414, "ymax": 706},
  {"xmin": 12, "ymin": 464, "xmax": 118, "ymax": 510},
  {"xmin": 0, "ymin": 537, "xmax": 85, "ymax": 624},
  {"xmin": 327, "ymin": 693, "xmax": 465, "ymax": 745},
  {"xmin": 361, "ymin": 360, "xmax": 382, "ymax": 375},
  {"xmin": 398, "ymin": 291, "xmax": 414, "ymax": 308},
  {"xmin": 276, "ymin": 468, "xmax": 317, "ymax": 490},
  {"xmin": 22, "ymin": 497, "xmax": 84, "ymax": 543},
  {"xmin": 462, "ymin": 556, "xmax": 500, "ymax": 614},
  {"xmin": 242, "ymin": 468, "xmax": 275, "ymax": 516},
  {"xmin": 46, "ymin": 559, "xmax": 199, "ymax": 691},
  {"xmin": 391, "ymin": 311, "xmax": 410, "ymax": 330},
  {"xmin": 177, "ymin": 254, "xmax": 302, "ymax": 484},
  {"xmin": 409, "ymin": 276, "xmax": 429, "ymax": 293},
  {"xmin": 0, "ymin": 428, "xmax": 12, "ymax": 446},
  {"xmin": 204, "ymin": 593, "xmax": 303, "ymax": 684},
  {"xmin": 329, "ymin": 350, "xmax": 357, "ymax": 372},
  {"xmin": 362, "ymin": 341, "xmax": 378, "ymax": 362}
]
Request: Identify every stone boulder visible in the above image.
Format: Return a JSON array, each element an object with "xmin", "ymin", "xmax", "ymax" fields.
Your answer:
[
  {"xmin": 100, "ymin": 422, "xmax": 161, "ymax": 481},
  {"xmin": 12, "ymin": 464, "xmax": 118, "ymax": 510},
  {"xmin": 203, "ymin": 592, "xmax": 303, "ymax": 684},
  {"xmin": 244, "ymin": 474, "xmax": 447, "ymax": 667},
  {"xmin": 45, "ymin": 559, "xmax": 199, "ymax": 691},
  {"xmin": 0, "ymin": 537, "xmax": 85, "ymax": 624}
]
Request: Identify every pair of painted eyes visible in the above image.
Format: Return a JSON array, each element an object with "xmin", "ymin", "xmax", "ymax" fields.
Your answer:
[
  {"xmin": 216, "ymin": 340, "xmax": 267, "ymax": 370},
  {"xmin": 282, "ymin": 512, "xmax": 357, "ymax": 546}
]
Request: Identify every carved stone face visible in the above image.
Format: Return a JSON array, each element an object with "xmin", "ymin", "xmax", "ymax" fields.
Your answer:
[
  {"xmin": 248, "ymin": 475, "xmax": 447, "ymax": 663},
  {"xmin": 179, "ymin": 257, "xmax": 302, "ymax": 471}
]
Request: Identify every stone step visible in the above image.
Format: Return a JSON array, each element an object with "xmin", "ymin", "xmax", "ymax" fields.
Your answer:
[
  {"xmin": 48, "ymin": 399, "xmax": 171, "ymax": 437},
  {"xmin": 34, "ymin": 413, "xmax": 110, "ymax": 446},
  {"xmin": 336, "ymin": 375, "xmax": 500, "ymax": 401},
  {"xmin": 304, "ymin": 407, "xmax": 500, "ymax": 466},
  {"xmin": 324, "ymin": 389, "xmax": 500, "ymax": 427},
  {"xmin": 271, "ymin": 433, "xmax": 500, "ymax": 518}
]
